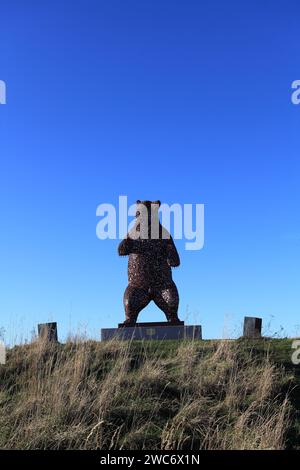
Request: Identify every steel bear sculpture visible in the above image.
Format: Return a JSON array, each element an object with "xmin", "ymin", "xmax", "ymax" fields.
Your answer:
[{"xmin": 118, "ymin": 200, "xmax": 181, "ymax": 325}]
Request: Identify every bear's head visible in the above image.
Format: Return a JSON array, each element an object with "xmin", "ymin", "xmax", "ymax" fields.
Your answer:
[
  {"xmin": 135, "ymin": 200, "xmax": 161, "ymax": 236},
  {"xmin": 136, "ymin": 200, "xmax": 160, "ymax": 214}
]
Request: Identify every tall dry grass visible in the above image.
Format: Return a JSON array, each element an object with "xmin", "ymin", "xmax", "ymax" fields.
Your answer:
[{"xmin": 0, "ymin": 338, "xmax": 294, "ymax": 449}]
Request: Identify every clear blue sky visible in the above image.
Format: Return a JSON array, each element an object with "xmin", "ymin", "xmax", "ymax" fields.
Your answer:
[{"xmin": 0, "ymin": 0, "xmax": 299, "ymax": 343}]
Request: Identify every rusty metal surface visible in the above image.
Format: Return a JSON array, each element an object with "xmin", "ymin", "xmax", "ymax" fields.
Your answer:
[{"xmin": 118, "ymin": 200, "xmax": 181, "ymax": 325}]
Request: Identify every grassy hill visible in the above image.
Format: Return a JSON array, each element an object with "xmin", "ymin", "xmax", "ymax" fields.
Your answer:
[{"xmin": 0, "ymin": 337, "xmax": 299, "ymax": 449}]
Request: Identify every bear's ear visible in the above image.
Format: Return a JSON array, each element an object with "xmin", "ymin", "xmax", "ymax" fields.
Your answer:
[
  {"xmin": 136, "ymin": 200, "xmax": 141, "ymax": 204},
  {"xmin": 153, "ymin": 200, "xmax": 161, "ymax": 207}
]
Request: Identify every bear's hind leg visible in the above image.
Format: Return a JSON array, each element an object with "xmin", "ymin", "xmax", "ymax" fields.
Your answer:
[
  {"xmin": 153, "ymin": 282, "xmax": 181, "ymax": 323},
  {"xmin": 123, "ymin": 285, "xmax": 151, "ymax": 325}
]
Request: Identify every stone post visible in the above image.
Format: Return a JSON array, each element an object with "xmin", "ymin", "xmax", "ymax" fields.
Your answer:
[
  {"xmin": 243, "ymin": 317, "xmax": 262, "ymax": 338},
  {"xmin": 38, "ymin": 322, "xmax": 58, "ymax": 342}
]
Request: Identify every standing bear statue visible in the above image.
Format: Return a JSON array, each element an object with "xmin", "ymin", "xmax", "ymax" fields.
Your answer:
[{"xmin": 118, "ymin": 200, "xmax": 182, "ymax": 325}]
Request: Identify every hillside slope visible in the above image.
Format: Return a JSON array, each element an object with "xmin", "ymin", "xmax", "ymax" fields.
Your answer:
[{"xmin": 0, "ymin": 338, "xmax": 299, "ymax": 449}]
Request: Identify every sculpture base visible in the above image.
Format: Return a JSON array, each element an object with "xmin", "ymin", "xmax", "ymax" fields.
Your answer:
[
  {"xmin": 101, "ymin": 322, "xmax": 202, "ymax": 341},
  {"xmin": 118, "ymin": 321, "xmax": 185, "ymax": 328}
]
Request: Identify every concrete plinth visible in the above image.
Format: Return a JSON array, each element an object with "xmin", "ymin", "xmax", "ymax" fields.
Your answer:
[{"xmin": 101, "ymin": 322, "xmax": 202, "ymax": 341}]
